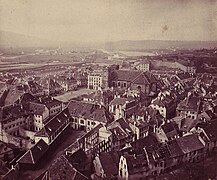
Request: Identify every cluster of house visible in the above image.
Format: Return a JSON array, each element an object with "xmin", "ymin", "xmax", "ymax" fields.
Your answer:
[{"xmin": 0, "ymin": 66, "xmax": 217, "ymax": 179}]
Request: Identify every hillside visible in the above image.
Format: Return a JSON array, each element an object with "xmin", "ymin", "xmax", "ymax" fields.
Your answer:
[
  {"xmin": 0, "ymin": 31, "xmax": 56, "ymax": 48},
  {"xmin": 103, "ymin": 40, "xmax": 217, "ymax": 51}
]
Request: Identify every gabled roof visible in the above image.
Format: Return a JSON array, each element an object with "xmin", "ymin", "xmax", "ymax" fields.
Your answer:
[
  {"xmin": 131, "ymin": 133, "xmax": 159, "ymax": 155},
  {"xmin": 67, "ymin": 149, "xmax": 87, "ymax": 167},
  {"xmin": 99, "ymin": 151, "xmax": 120, "ymax": 177},
  {"xmin": 108, "ymin": 118, "xmax": 133, "ymax": 141},
  {"xmin": 35, "ymin": 108, "xmax": 70, "ymax": 138},
  {"xmin": 68, "ymin": 100, "xmax": 113, "ymax": 124},
  {"xmin": 109, "ymin": 96, "xmax": 135, "ymax": 106},
  {"xmin": 4, "ymin": 89, "xmax": 24, "ymax": 106},
  {"xmin": 38, "ymin": 96, "xmax": 62, "ymax": 109},
  {"xmin": 203, "ymin": 120, "xmax": 217, "ymax": 142},
  {"xmin": 151, "ymin": 95, "xmax": 175, "ymax": 108},
  {"xmin": 177, "ymin": 94, "xmax": 201, "ymax": 112},
  {"xmin": 41, "ymin": 155, "xmax": 88, "ymax": 180},
  {"xmin": 29, "ymin": 102, "xmax": 46, "ymax": 116},
  {"xmin": 124, "ymin": 153, "xmax": 148, "ymax": 175},
  {"xmin": 17, "ymin": 139, "xmax": 48, "ymax": 165},
  {"xmin": 111, "ymin": 70, "xmax": 156, "ymax": 85},
  {"xmin": 1, "ymin": 104, "xmax": 29, "ymax": 122},
  {"xmin": 111, "ymin": 70, "xmax": 142, "ymax": 82},
  {"xmin": 176, "ymin": 134, "xmax": 205, "ymax": 154},
  {"xmin": 161, "ymin": 122, "xmax": 178, "ymax": 135},
  {"xmin": 167, "ymin": 140, "xmax": 183, "ymax": 157}
]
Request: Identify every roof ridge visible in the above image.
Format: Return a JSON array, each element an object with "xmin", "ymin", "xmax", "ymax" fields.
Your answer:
[
  {"xmin": 30, "ymin": 150, "xmax": 35, "ymax": 164},
  {"xmin": 131, "ymin": 71, "xmax": 144, "ymax": 83}
]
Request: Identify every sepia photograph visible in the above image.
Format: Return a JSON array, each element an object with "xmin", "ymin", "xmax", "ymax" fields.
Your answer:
[{"xmin": 0, "ymin": 0, "xmax": 217, "ymax": 179}]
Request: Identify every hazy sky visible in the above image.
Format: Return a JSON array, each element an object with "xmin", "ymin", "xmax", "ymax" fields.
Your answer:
[{"xmin": 1, "ymin": 0, "xmax": 217, "ymax": 43}]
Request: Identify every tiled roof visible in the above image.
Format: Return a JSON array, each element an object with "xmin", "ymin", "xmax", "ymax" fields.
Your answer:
[
  {"xmin": 124, "ymin": 153, "xmax": 148, "ymax": 175},
  {"xmin": 99, "ymin": 151, "xmax": 120, "ymax": 177},
  {"xmin": 38, "ymin": 96, "xmax": 62, "ymax": 109},
  {"xmin": 29, "ymin": 102, "xmax": 46, "ymax": 116},
  {"xmin": 109, "ymin": 97, "xmax": 134, "ymax": 106},
  {"xmin": 151, "ymin": 95, "xmax": 176, "ymax": 108},
  {"xmin": 176, "ymin": 134, "xmax": 205, "ymax": 154},
  {"xmin": 108, "ymin": 118, "xmax": 133, "ymax": 141},
  {"xmin": 180, "ymin": 118, "xmax": 198, "ymax": 132},
  {"xmin": 131, "ymin": 133, "xmax": 159, "ymax": 155},
  {"xmin": 111, "ymin": 70, "xmax": 141, "ymax": 82},
  {"xmin": 44, "ymin": 155, "xmax": 88, "ymax": 180},
  {"xmin": 111, "ymin": 70, "xmax": 156, "ymax": 85},
  {"xmin": 203, "ymin": 120, "xmax": 217, "ymax": 142},
  {"xmin": 35, "ymin": 108, "xmax": 70, "ymax": 138},
  {"xmin": 4, "ymin": 89, "xmax": 24, "ymax": 106},
  {"xmin": 167, "ymin": 140, "xmax": 183, "ymax": 157},
  {"xmin": 17, "ymin": 139, "xmax": 49, "ymax": 164},
  {"xmin": 177, "ymin": 94, "xmax": 201, "ymax": 112},
  {"xmin": 68, "ymin": 101, "xmax": 113, "ymax": 124},
  {"xmin": 66, "ymin": 149, "xmax": 87, "ymax": 168},
  {"xmin": 161, "ymin": 122, "xmax": 177, "ymax": 134},
  {"xmin": 1, "ymin": 104, "xmax": 29, "ymax": 122}
]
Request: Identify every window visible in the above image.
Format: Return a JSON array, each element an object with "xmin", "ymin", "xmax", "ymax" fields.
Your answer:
[
  {"xmin": 87, "ymin": 121, "xmax": 90, "ymax": 125},
  {"xmin": 80, "ymin": 120, "xmax": 84, "ymax": 124}
]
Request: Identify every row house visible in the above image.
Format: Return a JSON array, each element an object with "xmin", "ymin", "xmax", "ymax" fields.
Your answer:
[
  {"xmin": 148, "ymin": 134, "xmax": 206, "ymax": 175},
  {"xmin": 109, "ymin": 96, "xmax": 138, "ymax": 120},
  {"xmin": 65, "ymin": 123, "xmax": 111, "ymax": 157},
  {"xmin": 199, "ymin": 120, "xmax": 217, "ymax": 151},
  {"xmin": 131, "ymin": 106, "xmax": 164, "ymax": 138},
  {"xmin": 67, "ymin": 100, "xmax": 114, "ymax": 131},
  {"xmin": 0, "ymin": 104, "xmax": 32, "ymax": 137},
  {"xmin": 47, "ymin": 78, "xmax": 63, "ymax": 95},
  {"xmin": 155, "ymin": 122, "xmax": 179, "ymax": 143},
  {"xmin": 27, "ymin": 81, "xmax": 44, "ymax": 97},
  {"xmin": 150, "ymin": 92, "xmax": 177, "ymax": 119},
  {"xmin": 83, "ymin": 89, "xmax": 114, "ymax": 109},
  {"xmin": 29, "ymin": 102, "xmax": 49, "ymax": 131},
  {"xmin": 119, "ymin": 134, "xmax": 160, "ymax": 179},
  {"xmin": 34, "ymin": 108, "xmax": 71, "ymax": 145},
  {"xmin": 93, "ymin": 151, "xmax": 120, "ymax": 179},
  {"xmin": 176, "ymin": 93, "xmax": 202, "ymax": 120},
  {"xmin": 31, "ymin": 96, "xmax": 62, "ymax": 118},
  {"xmin": 118, "ymin": 134, "xmax": 206, "ymax": 179},
  {"xmin": 107, "ymin": 118, "xmax": 135, "ymax": 151},
  {"xmin": 28, "ymin": 96, "xmax": 62, "ymax": 131}
]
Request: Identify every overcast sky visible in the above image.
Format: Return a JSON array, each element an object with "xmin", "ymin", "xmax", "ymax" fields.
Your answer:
[{"xmin": 1, "ymin": 0, "xmax": 217, "ymax": 43}]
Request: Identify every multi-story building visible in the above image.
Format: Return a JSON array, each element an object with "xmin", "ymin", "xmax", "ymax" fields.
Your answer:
[
  {"xmin": 134, "ymin": 60, "xmax": 150, "ymax": 72},
  {"xmin": 34, "ymin": 108, "xmax": 71, "ymax": 144},
  {"xmin": 176, "ymin": 93, "xmax": 201, "ymax": 120},
  {"xmin": 0, "ymin": 104, "xmax": 33, "ymax": 137},
  {"xmin": 29, "ymin": 96, "xmax": 62, "ymax": 131},
  {"xmin": 68, "ymin": 100, "xmax": 114, "ymax": 131}
]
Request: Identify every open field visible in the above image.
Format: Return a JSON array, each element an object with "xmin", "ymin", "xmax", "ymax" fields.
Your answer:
[{"xmin": 55, "ymin": 88, "xmax": 94, "ymax": 102}]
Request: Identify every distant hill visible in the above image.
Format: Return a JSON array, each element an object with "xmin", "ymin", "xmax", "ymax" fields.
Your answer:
[
  {"xmin": 103, "ymin": 40, "xmax": 217, "ymax": 51},
  {"xmin": 0, "ymin": 31, "xmax": 56, "ymax": 48},
  {"xmin": 1, "ymin": 31, "xmax": 217, "ymax": 50}
]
